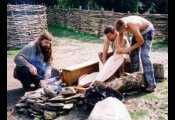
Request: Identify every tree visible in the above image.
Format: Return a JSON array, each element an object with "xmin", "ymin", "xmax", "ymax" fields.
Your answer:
[
  {"xmin": 94, "ymin": 0, "xmax": 139, "ymax": 13},
  {"xmin": 7, "ymin": 0, "xmax": 58, "ymax": 6},
  {"xmin": 154, "ymin": 0, "xmax": 168, "ymax": 14}
]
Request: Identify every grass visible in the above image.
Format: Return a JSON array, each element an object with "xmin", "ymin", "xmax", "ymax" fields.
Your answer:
[
  {"xmin": 158, "ymin": 80, "xmax": 168, "ymax": 90},
  {"xmin": 130, "ymin": 109, "xmax": 149, "ymax": 120},
  {"xmin": 157, "ymin": 116, "xmax": 166, "ymax": 120},
  {"xmin": 152, "ymin": 39, "xmax": 168, "ymax": 49},
  {"xmin": 48, "ymin": 24, "xmax": 102, "ymax": 43},
  {"xmin": 7, "ymin": 48, "xmax": 20, "ymax": 56}
]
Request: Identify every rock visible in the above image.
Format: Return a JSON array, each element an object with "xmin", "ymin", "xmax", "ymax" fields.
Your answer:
[
  {"xmin": 44, "ymin": 110, "xmax": 57, "ymax": 120},
  {"xmin": 33, "ymin": 102, "xmax": 58, "ymax": 111},
  {"xmin": 64, "ymin": 93, "xmax": 82, "ymax": 101},
  {"xmin": 26, "ymin": 98, "xmax": 36, "ymax": 104},
  {"xmin": 18, "ymin": 97, "xmax": 26, "ymax": 103},
  {"xmin": 17, "ymin": 108, "xmax": 28, "ymax": 114},
  {"xmin": 30, "ymin": 104, "xmax": 44, "ymax": 113},
  {"xmin": 33, "ymin": 103, "xmax": 46, "ymax": 110},
  {"xmin": 34, "ymin": 88, "xmax": 44, "ymax": 93},
  {"xmin": 15, "ymin": 103, "xmax": 29, "ymax": 108},
  {"xmin": 49, "ymin": 94, "xmax": 81, "ymax": 102},
  {"xmin": 61, "ymin": 87, "xmax": 76, "ymax": 96},
  {"xmin": 88, "ymin": 97, "xmax": 132, "ymax": 120},
  {"xmin": 64, "ymin": 99, "xmax": 78, "ymax": 104},
  {"xmin": 30, "ymin": 110, "xmax": 40, "ymax": 115},
  {"xmin": 38, "ymin": 96, "xmax": 49, "ymax": 102},
  {"xmin": 63, "ymin": 103, "xmax": 74, "ymax": 110},
  {"xmin": 45, "ymin": 102, "xmax": 64, "ymax": 108},
  {"xmin": 24, "ymin": 91, "xmax": 42, "ymax": 99},
  {"xmin": 48, "ymin": 95, "xmax": 64, "ymax": 102},
  {"xmin": 42, "ymin": 83, "xmax": 58, "ymax": 98},
  {"xmin": 35, "ymin": 99, "xmax": 44, "ymax": 103}
]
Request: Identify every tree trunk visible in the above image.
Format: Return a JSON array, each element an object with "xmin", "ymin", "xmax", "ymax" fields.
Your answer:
[{"xmin": 106, "ymin": 72, "xmax": 145, "ymax": 93}]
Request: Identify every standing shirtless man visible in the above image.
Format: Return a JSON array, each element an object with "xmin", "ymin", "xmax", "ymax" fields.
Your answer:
[{"xmin": 115, "ymin": 15, "xmax": 156, "ymax": 92}]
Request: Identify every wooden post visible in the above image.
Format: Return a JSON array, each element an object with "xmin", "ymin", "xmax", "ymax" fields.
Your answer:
[
  {"xmin": 101, "ymin": 7, "xmax": 104, "ymax": 11},
  {"xmin": 79, "ymin": 6, "xmax": 82, "ymax": 10},
  {"xmin": 153, "ymin": 63, "xmax": 164, "ymax": 79}
]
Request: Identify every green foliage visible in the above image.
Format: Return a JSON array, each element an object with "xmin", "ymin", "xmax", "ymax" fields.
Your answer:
[
  {"xmin": 8, "ymin": 0, "xmax": 168, "ymax": 14},
  {"xmin": 154, "ymin": 0, "xmax": 168, "ymax": 14},
  {"xmin": 58, "ymin": 0, "xmax": 98, "ymax": 9},
  {"xmin": 56, "ymin": 0, "xmax": 167, "ymax": 14},
  {"xmin": 48, "ymin": 24, "xmax": 102, "ymax": 43},
  {"xmin": 94, "ymin": 0, "xmax": 139, "ymax": 13}
]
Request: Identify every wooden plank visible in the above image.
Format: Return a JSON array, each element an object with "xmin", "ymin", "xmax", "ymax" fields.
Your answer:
[
  {"xmin": 78, "ymin": 72, "xmax": 99, "ymax": 87},
  {"xmin": 62, "ymin": 61, "xmax": 99, "ymax": 86},
  {"xmin": 94, "ymin": 54, "xmax": 124, "ymax": 82}
]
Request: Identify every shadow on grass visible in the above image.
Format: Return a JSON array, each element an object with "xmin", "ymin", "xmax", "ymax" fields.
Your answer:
[{"xmin": 124, "ymin": 89, "xmax": 149, "ymax": 99}]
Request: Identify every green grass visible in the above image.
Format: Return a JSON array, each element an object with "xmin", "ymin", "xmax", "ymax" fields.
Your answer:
[
  {"xmin": 158, "ymin": 80, "xmax": 168, "ymax": 90},
  {"xmin": 48, "ymin": 24, "xmax": 102, "ymax": 43},
  {"xmin": 130, "ymin": 109, "xmax": 149, "ymax": 120},
  {"xmin": 152, "ymin": 39, "xmax": 168, "ymax": 49},
  {"xmin": 157, "ymin": 116, "xmax": 166, "ymax": 120},
  {"xmin": 134, "ymin": 81, "xmax": 167, "ymax": 100},
  {"xmin": 7, "ymin": 48, "xmax": 20, "ymax": 56}
]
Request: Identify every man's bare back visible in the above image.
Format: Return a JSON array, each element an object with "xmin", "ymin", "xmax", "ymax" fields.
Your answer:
[{"xmin": 120, "ymin": 15, "xmax": 150, "ymax": 32}]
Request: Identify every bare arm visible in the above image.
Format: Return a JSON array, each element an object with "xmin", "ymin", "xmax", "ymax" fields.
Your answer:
[
  {"xmin": 116, "ymin": 23, "xmax": 144, "ymax": 54},
  {"xmin": 120, "ymin": 36, "xmax": 127, "ymax": 48},
  {"xmin": 116, "ymin": 33, "xmax": 123, "ymax": 48},
  {"xmin": 102, "ymin": 38, "xmax": 109, "ymax": 64},
  {"xmin": 126, "ymin": 23, "xmax": 144, "ymax": 52}
]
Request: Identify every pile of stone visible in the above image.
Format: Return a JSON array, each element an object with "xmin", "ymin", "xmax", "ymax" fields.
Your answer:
[{"xmin": 14, "ymin": 79, "xmax": 84, "ymax": 119}]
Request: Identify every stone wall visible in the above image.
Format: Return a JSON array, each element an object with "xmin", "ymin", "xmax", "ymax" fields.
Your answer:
[
  {"xmin": 7, "ymin": 5, "xmax": 47, "ymax": 49},
  {"xmin": 47, "ymin": 8, "xmax": 168, "ymax": 40}
]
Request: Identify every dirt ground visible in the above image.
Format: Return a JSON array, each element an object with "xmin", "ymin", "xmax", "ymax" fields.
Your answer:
[{"xmin": 7, "ymin": 37, "xmax": 168, "ymax": 120}]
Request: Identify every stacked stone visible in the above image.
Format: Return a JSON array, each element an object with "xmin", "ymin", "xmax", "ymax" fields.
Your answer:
[
  {"xmin": 7, "ymin": 5, "xmax": 47, "ymax": 49},
  {"xmin": 47, "ymin": 8, "xmax": 168, "ymax": 40},
  {"xmin": 15, "ymin": 86, "xmax": 84, "ymax": 119}
]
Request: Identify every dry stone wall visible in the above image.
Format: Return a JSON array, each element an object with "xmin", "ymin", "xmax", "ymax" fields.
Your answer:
[
  {"xmin": 47, "ymin": 8, "xmax": 168, "ymax": 40},
  {"xmin": 7, "ymin": 5, "xmax": 47, "ymax": 49}
]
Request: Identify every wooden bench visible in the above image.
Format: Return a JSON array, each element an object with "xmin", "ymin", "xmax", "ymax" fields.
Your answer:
[{"xmin": 62, "ymin": 61, "xmax": 99, "ymax": 86}]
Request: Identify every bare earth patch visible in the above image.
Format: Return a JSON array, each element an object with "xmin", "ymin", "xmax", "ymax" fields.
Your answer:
[{"xmin": 7, "ymin": 37, "xmax": 168, "ymax": 120}]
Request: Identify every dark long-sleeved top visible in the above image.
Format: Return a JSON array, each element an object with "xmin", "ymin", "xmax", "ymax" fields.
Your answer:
[{"xmin": 14, "ymin": 40, "xmax": 51, "ymax": 77}]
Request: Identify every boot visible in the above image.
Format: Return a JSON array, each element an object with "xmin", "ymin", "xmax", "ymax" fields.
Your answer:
[{"xmin": 145, "ymin": 84, "xmax": 156, "ymax": 93}]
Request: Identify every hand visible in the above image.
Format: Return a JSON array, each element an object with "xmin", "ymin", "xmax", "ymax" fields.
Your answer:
[
  {"xmin": 44, "ymin": 68, "xmax": 52, "ymax": 79},
  {"xmin": 27, "ymin": 64, "xmax": 37, "ymax": 75},
  {"xmin": 116, "ymin": 48, "xmax": 129, "ymax": 54}
]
